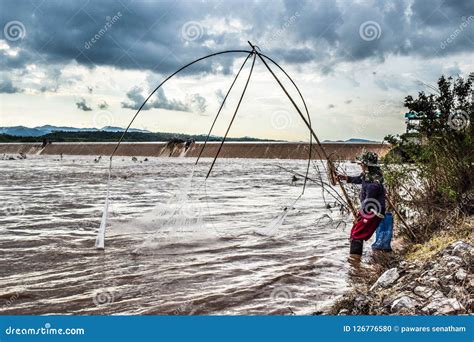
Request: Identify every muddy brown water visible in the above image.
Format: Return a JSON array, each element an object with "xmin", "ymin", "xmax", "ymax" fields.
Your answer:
[{"xmin": 0, "ymin": 155, "xmax": 355, "ymax": 315}]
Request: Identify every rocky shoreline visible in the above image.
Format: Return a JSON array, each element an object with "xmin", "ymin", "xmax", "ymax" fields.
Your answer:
[{"xmin": 331, "ymin": 240, "xmax": 473, "ymax": 315}]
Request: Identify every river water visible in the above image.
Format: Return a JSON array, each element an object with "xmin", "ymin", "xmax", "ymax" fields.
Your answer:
[{"xmin": 0, "ymin": 155, "xmax": 355, "ymax": 315}]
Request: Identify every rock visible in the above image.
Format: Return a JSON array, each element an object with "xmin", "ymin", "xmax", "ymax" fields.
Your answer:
[
  {"xmin": 422, "ymin": 298, "xmax": 464, "ymax": 315},
  {"xmin": 370, "ymin": 268, "xmax": 399, "ymax": 291},
  {"xmin": 455, "ymin": 268, "xmax": 467, "ymax": 281},
  {"xmin": 354, "ymin": 295, "xmax": 369, "ymax": 308},
  {"xmin": 391, "ymin": 296, "xmax": 416, "ymax": 312},
  {"xmin": 469, "ymin": 275, "xmax": 474, "ymax": 289},
  {"xmin": 450, "ymin": 241, "xmax": 474, "ymax": 258},
  {"xmin": 442, "ymin": 274, "xmax": 453, "ymax": 282},
  {"xmin": 442, "ymin": 255, "xmax": 463, "ymax": 267},
  {"xmin": 399, "ymin": 261, "xmax": 408, "ymax": 269},
  {"xmin": 396, "ymin": 276, "xmax": 415, "ymax": 291},
  {"xmin": 413, "ymin": 286, "xmax": 443, "ymax": 299},
  {"xmin": 446, "ymin": 285, "xmax": 466, "ymax": 299},
  {"xmin": 338, "ymin": 309, "xmax": 350, "ymax": 315},
  {"xmin": 420, "ymin": 270, "xmax": 432, "ymax": 277},
  {"xmin": 421, "ymin": 277, "xmax": 440, "ymax": 287}
]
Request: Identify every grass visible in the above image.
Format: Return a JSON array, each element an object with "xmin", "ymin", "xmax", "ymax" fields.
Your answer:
[
  {"xmin": 404, "ymin": 216, "xmax": 473, "ymax": 262},
  {"xmin": 328, "ymin": 293, "xmax": 355, "ymax": 315}
]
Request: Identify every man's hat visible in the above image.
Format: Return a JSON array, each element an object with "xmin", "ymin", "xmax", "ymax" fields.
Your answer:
[{"xmin": 356, "ymin": 151, "xmax": 379, "ymax": 166}]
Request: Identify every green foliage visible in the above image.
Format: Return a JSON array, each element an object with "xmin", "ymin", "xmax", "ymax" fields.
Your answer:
[
  {"xmin": 0, "ymin": 131, "xmax": 276, "ymax": 143},
  {"xmin": 383, "ymin": 74, "xmax": 473, "ymax": 241}
]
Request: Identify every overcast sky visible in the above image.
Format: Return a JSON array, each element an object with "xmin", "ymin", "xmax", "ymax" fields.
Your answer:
[{"xmin": 0, "ymin": 0, "xmax": 473, "ymax": 141}]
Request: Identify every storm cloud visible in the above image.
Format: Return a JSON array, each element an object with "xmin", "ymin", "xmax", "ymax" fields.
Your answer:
[
  {"xmin": 121, "ymin": 86, "xmax": 207, "ymax": 114},
  {"xmin": 75, "ymin": 98, "xmax": 92, "ymax": 111},
  {"xmin": 98, "ymin": 100, "xmax": 109, "ymax": 110},
  {"xmin": 0, "ymin": 78, "xmax": 22, "ymax": 94},
  {"xmin": 1, "ymin": 0, "xmax": 473, "ymax": 76}
]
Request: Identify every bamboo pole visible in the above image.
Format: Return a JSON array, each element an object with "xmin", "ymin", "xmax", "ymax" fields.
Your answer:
[
  {"xmin": 386, "ymin": 195, "xmax": 417, "ymax": 240},
  {"xmin": 248, "ymin": 41, "xmax": 358, "ymax": 218}
]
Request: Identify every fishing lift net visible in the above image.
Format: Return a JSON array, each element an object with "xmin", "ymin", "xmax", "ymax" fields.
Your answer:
[{"xmin": 95, "ymin": 41, "xmax": 356, "ymax": 250}]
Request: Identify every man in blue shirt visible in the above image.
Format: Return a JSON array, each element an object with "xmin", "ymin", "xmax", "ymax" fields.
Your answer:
[{"xmin": 338, "ymin": 151, "xmax": 386, "ymax": 255}]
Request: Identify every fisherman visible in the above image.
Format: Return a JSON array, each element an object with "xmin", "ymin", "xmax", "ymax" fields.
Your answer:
[{"xmin": 337, "ymin": 151, "xmax": 385, "ymax": 255}]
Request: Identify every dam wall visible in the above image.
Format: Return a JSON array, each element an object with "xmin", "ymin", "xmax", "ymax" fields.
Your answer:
[
  {"xmin": 0, "ymin": 142, "xmax": 391, "ymax": 160},
  {"xmin": 0, "ymin": 143, "xmax": 44, "ymax": 155}
]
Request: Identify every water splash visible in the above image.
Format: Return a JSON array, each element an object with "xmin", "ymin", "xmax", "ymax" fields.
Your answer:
[
  {"xmin": 95, "ymin": 164, "xmax": 112, "ymax": 249},
  {"xmin": 121, "ymin": 169, "xmax": 216, "ymax": 251},
  {"xmin": 95, "ymin": 195, "xmax": 108, "ymax": 249}
]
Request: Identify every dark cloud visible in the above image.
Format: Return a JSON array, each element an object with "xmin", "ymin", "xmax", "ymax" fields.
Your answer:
[
  {"xmin": 328, "ymin": 104, "xmax": 335, "ymax": 109},
  {"xmin": 0, "ymin": 0, "xmax": 472, "ymax": 76},
  {"xmin": 344, "ymin": 99, "xmax": 352, "ymax": 104},
  {"xmin": 75, "ymin": 98, "xmax": 92, "ymax": 111},
  {"xmin": 121, "ymin": 86, "xmax": 150, "ymax": 110},
  {"xmin": 98, "ymin": 100, "xmax": 109, "ymax": 109},
  {"xmin": 0, "ymin": 78, "xmax": 22, "ymax": 93},
  {"xmin": 0, "ymin": 0, "xmax": 243, "ymax": 75},
  {"xmin": 121, "ymin": 86, "xmax": 207, "ymax": 114}
]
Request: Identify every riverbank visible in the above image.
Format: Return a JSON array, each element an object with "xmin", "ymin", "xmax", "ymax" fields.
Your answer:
[
  {"xmin": 330, "ymin": 217, "xmax": 473, "ymax": 315},
  {"xmin": 0, "ymin": 142, "xmax": 390, "ymax": 160}
]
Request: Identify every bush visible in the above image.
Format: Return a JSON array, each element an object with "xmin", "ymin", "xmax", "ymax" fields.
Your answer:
[{"xmin": 382, "ymin": 74, "xmax": 473, "ymax": 242}]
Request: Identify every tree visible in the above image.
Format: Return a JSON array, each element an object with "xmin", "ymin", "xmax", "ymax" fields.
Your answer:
[{"xmin": 383, "ymin": 74, "xmax": 473, "ymax": 241}]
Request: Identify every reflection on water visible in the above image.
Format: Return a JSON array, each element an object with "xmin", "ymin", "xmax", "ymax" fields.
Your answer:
[{"xmin": 0, "ymin": 155, "xmax": 354, "ymax": 315}]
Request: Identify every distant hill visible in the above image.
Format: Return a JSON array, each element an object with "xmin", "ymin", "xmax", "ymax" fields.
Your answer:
[
  {"xmin": 0, "ymin": 130, "xmax": 275, "ymax": 143},
  {"xmin": 0, "ymin": 126, "xmax": 46, "ymax": 137},
  {"xmin": 0, "ymin": 125, "xmax": 150, "ymax": 137},
  {"xmin": 0, "ymin": 125, "xmax": 379, "ymax": 143}
]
